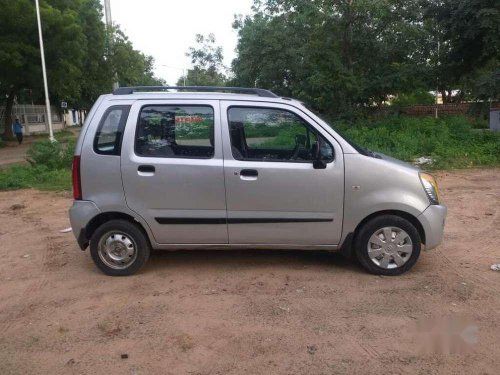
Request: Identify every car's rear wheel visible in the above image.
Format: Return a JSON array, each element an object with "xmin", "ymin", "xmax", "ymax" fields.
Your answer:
[
  {"xmin": 355, "ymin": 215, "xmax": 421, "ymax": 276},
  {"xmin": 89, "ymin": 219, "xmax": 150, "ymax": 276}
]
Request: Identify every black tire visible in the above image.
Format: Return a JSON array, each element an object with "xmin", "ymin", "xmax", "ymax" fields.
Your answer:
[
  {"xmin": 89, "ymin": 219, "xmax": 151, "ymax": 276},
  {"xmin": 354, "ymin": 215, "xmax": 421, "ymax": 276}
]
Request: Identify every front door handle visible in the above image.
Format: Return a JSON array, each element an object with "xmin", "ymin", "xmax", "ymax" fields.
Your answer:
[{"xmin": 138, "ymin": 165, "xmax": 155, "ymax": 176}]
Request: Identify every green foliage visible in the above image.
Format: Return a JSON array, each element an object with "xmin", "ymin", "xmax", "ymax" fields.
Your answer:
[
  {"xmin": 232, "ymin": 0, "xmax": 431, "ymax": 116},
  {"xmin": 0, "ymin": 0, "xmax": 165, "ymax": 134},
  {"xmin": 232, "ymin": 0, "xmax": 499, "ymax": 116},
  {"xmin": 177, "ymin": 34, "xmax": 227, "ymax": 86},
  {"xmin": 0, "ymin": 165, "xmax": 71, "ymax": 191},
  {"xmin": 424, "ymin": 0, "xmax": 500, "ymax": 101},
  {"xmin": 26, "ymin": 139, "xmax": 75, "ymax": 170},
  {"xmin": 335, "ymin": 116, "xmax": 500, "ymax": 169},
  {"xmin": 110, "ymin": 27, "xmax": 165, "ymax": 88}
]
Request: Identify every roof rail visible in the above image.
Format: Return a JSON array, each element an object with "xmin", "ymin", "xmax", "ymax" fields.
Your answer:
[{"xmin": 112, "ymin": 86, "xmax": 279, "ymax": 98}]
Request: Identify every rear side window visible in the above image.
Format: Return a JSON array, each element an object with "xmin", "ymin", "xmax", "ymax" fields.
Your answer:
[
  {"xmin": 94, "ymin": 105, "xmax": 131, "ymax": 155},
  {"xmin": 135, "ymin": 105, "xmax": 214, "ymax": 158}
]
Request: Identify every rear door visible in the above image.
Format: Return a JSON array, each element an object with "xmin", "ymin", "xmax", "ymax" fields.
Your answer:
[
  {"xmin": 220, "ymin": 101, "xmax": 344, "ymax": 246},
  {"xmin": 121, "ymin": 99, "xmax": 227, "ymax": 244}
]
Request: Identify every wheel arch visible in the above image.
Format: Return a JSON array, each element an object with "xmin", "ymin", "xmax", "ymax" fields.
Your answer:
[
  {"xmin": 354, "ymin": 210, "xmax": 426, "ymax": 245},
  {"xmin": 339, "ymin": 209, "xmax": 426, "ymax": 260},
  {"xmin": 85, "ymin": 212, "xmax": 151, "ymax": 249}
]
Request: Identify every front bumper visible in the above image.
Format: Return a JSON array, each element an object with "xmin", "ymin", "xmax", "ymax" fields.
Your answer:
[
  {"xmin": 69, "ymin": 200, "xmax": 100, "ymax": 250},
  {"xmin": 417, "ymin": 204, "xmax": 447, "ymax": 250}
]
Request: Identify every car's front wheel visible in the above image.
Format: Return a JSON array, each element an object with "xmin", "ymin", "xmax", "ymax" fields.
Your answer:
[
  {"xmin": 355, "ymin": 215, "xmax": 421, "ymax": 276},
  {"xmin": 89, "ymin": 219, "xmax": 150, "ymax": 276}
]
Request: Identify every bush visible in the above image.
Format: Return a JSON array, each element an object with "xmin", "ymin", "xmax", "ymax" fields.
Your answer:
[
  {"xmin": 0, "ymin": 138, "xmax": 75, "ymax": 191},
  {"xmin": 335, "ymin": 116, "xmax": 500, "ymax": 169},
  {"xmin": 26, "ymin": 139, "xmax": 75, "ymax": 170}
]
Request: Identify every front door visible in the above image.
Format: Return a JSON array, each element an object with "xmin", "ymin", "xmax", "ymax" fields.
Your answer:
[
  {"xmin": 121, "ymin": 100, "xmax": 227, "ymax": 244},
  {"xmin": 220, "ymin": 101, "xmax": 344, "ymax": 246}
]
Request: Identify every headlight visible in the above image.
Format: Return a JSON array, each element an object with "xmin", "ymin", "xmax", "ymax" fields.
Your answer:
[{"xmin": 419, "ymin": 172, "xmax": 440, "ymax": 205}]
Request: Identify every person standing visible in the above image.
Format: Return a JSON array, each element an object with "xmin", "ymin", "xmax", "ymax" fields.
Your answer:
[{"xmin": 12, "ymin": 118, "xmax": 24, "ymax": 144}]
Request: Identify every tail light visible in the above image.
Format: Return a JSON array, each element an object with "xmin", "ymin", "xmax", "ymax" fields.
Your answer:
[{"xmin": 72, "ymin": 155, "xmax": 82, "ymax": 200}]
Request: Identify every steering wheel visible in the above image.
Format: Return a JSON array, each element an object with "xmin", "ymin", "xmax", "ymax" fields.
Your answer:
[{"xmin": 289, "ymin": 134, "xmax": 307, "ymax": 160}]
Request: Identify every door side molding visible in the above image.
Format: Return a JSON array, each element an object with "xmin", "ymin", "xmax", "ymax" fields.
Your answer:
[{"xmin": 155, "ymin": 217, "xmax": 333, "ymax": 224}]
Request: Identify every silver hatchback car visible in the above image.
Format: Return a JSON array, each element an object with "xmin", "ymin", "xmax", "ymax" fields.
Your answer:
[{"xmin": 69, "ymin": 86, "xmax": 447, "ymax": 276}]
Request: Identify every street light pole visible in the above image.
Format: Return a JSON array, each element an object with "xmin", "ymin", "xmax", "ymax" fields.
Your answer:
[
  {"xmin": 104, "ymin": 0, "xmax": 112, "ymax": 26},
  {"xmin": 35, "ymin": 0, "xmax": 55, "ymax": 142},
  {"xmin": 104, "ymin": 0, "xmax": 119, "ymax": 90}
]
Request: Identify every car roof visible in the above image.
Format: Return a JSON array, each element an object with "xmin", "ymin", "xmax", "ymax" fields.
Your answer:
[
  {"xmin": 103, "ymin": 91, "xmax": 302, "ymax": 105},
  {"xmin": 103, "ymin": 86, "xmax": 303, "ymax": 105}
]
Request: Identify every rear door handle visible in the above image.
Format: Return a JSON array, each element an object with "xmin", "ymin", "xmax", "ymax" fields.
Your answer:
[
  {"xmin": 138, "ymin": 165, "xmax": 155, "ymax": 175},
  {"xmin": 240, "ymin": 169, "xmax": 258, "ymax": 177},
  {"xmin": 239, "ymin": 169, "xmax": 258, "ymax": 181}
]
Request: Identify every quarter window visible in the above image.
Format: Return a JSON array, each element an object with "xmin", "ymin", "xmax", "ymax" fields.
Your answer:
[
  {"xmin": 135, "ymin": 105, "xmax": 214, "ymax": 158},
  {"xmin": 228, "ymin": 107, "xmax": 333, "ymax": 162},
  {"xmin": 94, "ymin": 105, "xmax": 130, "ymax": 155}
]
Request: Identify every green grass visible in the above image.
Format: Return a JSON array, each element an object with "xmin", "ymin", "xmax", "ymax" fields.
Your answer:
[
  {"xmin": 0, "ymin": 165, "xmax": 71, "ymax": 191},
  {"xmin": 334, "ymin": 116, "xmax": 500, "ymax": 169},
  {"xmin": 29, "ymin": 129, "xmax": 76, "ymax": 142}
]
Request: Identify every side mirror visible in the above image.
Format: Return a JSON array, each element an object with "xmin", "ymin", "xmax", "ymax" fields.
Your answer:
[{"xmin": 312, "ymin": 141, "xmax": 327, "ymax": 169}]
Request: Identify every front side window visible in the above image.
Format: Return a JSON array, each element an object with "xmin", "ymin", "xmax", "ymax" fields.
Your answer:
[
  {"xmin": 228, "ymin": 107, "xmax": 333, "ymax": 162},
  {"xmin": 136, "ymin": 105, "xmax": 214, "ymax": 158},
  {"xmin": 94, "ymin": 105, "xmax": 130, "ymax": 155}
]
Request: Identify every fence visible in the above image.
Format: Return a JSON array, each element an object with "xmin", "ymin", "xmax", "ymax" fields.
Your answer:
[
  {"xmin": 0, "ymin": 104, "xmax": 64, "ymax": 135},
  {"xmin": 371, "ymin": 101, "xmax": 500, "ymax": 118}
]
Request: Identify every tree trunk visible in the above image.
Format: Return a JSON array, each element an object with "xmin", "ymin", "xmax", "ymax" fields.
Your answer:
[{"xmin": 3, "ymin": 90, "xmax": 15, "ymax": 140}]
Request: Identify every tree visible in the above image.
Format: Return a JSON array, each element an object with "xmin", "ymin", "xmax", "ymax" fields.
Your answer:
[
  {"xmin": 75, "ymin": 0, "xmax": 112, "ymax": 109},
  {"xmin": 177, "ymin": 34, "xmax": 227, "ymax": 86},
  {"xmin": 0, "ymin": 0, "xmax": 165, "ymax": 139},
  {"xmin": 109, "ymin": 27, "xmax": 165, "ymax": 88},
  {"xmin": 232, "ymin": 0, "xmax": 432, "ymax": 117},
  {"xmin": 0, "ymin": 0, "xmax": 86, "ymax": 138},
  {"xmin": 424, "ymin": 0, "xmax": 500, "ymax": 101}
]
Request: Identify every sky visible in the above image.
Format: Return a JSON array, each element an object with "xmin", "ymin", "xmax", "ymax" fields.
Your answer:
[{"xmin": 109, "ymin": 0, "xmax": 255, "ymax": 85}]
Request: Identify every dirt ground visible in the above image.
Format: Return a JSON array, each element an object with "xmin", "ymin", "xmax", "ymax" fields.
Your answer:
[
  {"xmin": 0, "ymin": 141, "xmax": 32, "ymax": 168},
  {"xmin": 0, "ymin": 168, "xmax": 499, "ymax": 375}
]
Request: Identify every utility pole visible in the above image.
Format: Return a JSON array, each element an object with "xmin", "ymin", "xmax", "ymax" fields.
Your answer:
[
  {"xmin": 161, "ymin": 65, "xmax": 186, "ymax": 86},
  {"xmin": 35, "ymin": 0, "xmax": 55, "ymax": 142},
  {"xmin": 435, "ymin": 39, "xmax": 440, "ymax": 119},
  {"xmin": 104, "ymin": 0, "xmax": 119, "ymax": 90}
]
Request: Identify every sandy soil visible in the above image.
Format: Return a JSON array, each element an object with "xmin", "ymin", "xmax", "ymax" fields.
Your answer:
[{"xmin": 0, "ymin": 168, "xmax": 499, "ymax": 375}]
